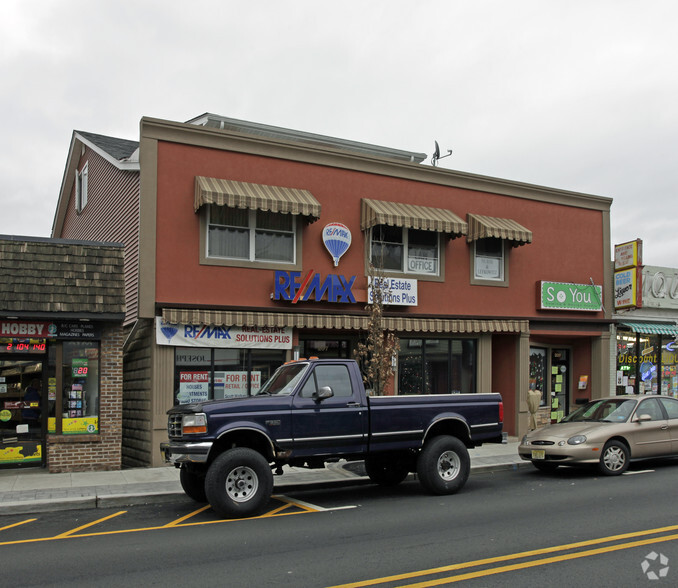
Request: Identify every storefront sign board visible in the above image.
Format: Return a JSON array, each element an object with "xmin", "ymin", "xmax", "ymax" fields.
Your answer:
[
  {"xmin": 539, "ymin": 281, "xmax": 603, "ymax": 311},
  {"xmin": 614, "ymin": 268, "xmax": 642, "ymax": 309},
  {"xmin": 156, "ymin": 318, "xmax": 292, "ymax": 349},
  {"xmin": 0, "ymin": 320, "xmax": 100, "ymax": 339},
  {"xmin": 367, "ymin": 277, "xmax": 418, "ymax": 306},
  {"xmin": 273, "ymin": 270, "xmax": 356, "ymax": 303},
  {"xmin": 642, "ymin": 266, "xmax": 678, "ymax": 309},
  {"xmin": 614, "ymin": 239, "xmax": 642, "ymax": 270}
]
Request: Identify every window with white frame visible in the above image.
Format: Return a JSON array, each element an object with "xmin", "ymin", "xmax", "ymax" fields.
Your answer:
[
  {"xmin": 75, "ymin": 162, "xmax": 88, "ymax": 213},
  {"xmin": 207, "ymin": 205, "xmax": 296, "ymax": 263},
  {"xmin": 473, "ymin": 237, "xmax": 504, "ymax": 281},
  {"xmin": 370, "ymin": 225, "xmax": 439, "ymax": 276}
]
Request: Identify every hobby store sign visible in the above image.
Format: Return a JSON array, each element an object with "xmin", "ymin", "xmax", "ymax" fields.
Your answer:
[{"xmin": 539, "ymin": 281, "xmax": 603, "ymax": 311}]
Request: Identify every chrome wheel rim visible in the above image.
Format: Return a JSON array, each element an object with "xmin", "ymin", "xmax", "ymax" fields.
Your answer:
[
  {"xmin": 603, "ymin": 446, "xmax": 626, "ymax": 471},
  {"xmin": 226, "ymin": 466, "xmax": 258, "ymax": 502},
  {"xmin": 437, "ymin": 450, "xmax": 461, "ymax": 481}
]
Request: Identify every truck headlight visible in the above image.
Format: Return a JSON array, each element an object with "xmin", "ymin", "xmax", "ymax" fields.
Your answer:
[
  {"xmin": 567, "ymin": 435, "xmax": 587, "ymax": 445},
  {"xmin": 183, "ymin": 413, "xmax": 207, "ymax": 434}
]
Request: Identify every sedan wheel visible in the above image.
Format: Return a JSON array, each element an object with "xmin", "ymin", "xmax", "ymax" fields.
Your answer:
[{"xmin": 598, "ymin": 440, "xmax": 629, "ymax": 475}]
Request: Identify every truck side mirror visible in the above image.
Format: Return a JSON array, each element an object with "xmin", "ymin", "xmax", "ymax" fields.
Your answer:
[{"xmin": 313, "ymin": 386, "xmax": 334, "ymax": 403}]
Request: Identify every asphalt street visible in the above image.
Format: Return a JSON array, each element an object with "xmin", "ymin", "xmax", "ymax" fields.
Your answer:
[{"xmin": 2, "ymin": 459, "xmax": 677, "ymax": 587}]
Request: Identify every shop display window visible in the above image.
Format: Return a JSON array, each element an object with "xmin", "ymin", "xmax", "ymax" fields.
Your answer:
[
  {"xmin": 616, "ymin": 330, "xmax": 678, "ymax": 397},
  {"xmin": 60, "ymin": 341, "xmax": 99, "ymax": 434},
  {"xmin": 529, "ymin": 347, "xmax": 547, "ymax": 406},
  {"xmin": 173, "ymin": 347, "xmax": 286, "ymax": 405},
  {"xmin": 398, "ymin": 338, "xmax": 476, "ymax": 395},
  {"xmin": 661, "ymin": 341, "xmax": 678, "ymax": 397}
]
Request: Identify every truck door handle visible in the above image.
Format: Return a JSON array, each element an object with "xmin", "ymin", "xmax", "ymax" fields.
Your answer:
[{"xmin": 347, "ymin": 402, "xmax": 361, "ymax": 408}]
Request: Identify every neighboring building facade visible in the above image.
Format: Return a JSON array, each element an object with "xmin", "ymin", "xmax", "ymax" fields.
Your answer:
[
  {"xmin": 53, "ymin": 114, "xmax": 613, "ymax": 467},
  {"xmin": 613, "ymin": 244, "xmax": 678, "ymax": 397},
  {"xmin": 0, "ymin": 236, "xmax": 125, "ymax": 472}
]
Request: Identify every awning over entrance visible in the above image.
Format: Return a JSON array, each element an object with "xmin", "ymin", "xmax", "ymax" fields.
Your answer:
[
  {"xmin": 162, "ymin": 308, "xmax": 528, "ymax": 334},
  {"xmin": 194, "ymin": 176, "xmax": 322, "ymax": 222},
  {"xmin": 619, "ymin": 322, "xmax": 678, "ymax": 336},
  {"xmin": 360, "ymin": 198, "xmax": 467, "ymax": 237},
  {"xmin": 466, "ymin": 213, "xmax": 532, "ymax": 246}
]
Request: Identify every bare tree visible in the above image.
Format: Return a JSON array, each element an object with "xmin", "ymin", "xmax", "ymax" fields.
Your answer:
[{"xmin": 354, "ymin": 264, "xmax": 399, "ymax": 395}]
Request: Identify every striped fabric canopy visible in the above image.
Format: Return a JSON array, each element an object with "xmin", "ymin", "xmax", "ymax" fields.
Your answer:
[
  {"xmin": 467, "ymin": 213, "xmax": 532, "ymax": 246},
  {"xmin": 194, "ymin": 176, "xmax": 321, "ymax": 222},
  {"xmin": 360, "ymin": 198, "xmax": 467, "ymax": 237}
]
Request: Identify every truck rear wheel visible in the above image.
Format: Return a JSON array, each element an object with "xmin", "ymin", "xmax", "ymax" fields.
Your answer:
[
  {"xmin": 180, "ymin": 466, "xmax": 207, "ymax": 502},
  {"xmin": 417, "ymin": 435, "xmax": 470, "ymax": 495},
  {"xmin": 205, "ymin": 448, "xmax": 273, "ymax": 518},
  {"xmin": 365, "ymin": 456, "xmax": 410, "ymax": 486}
]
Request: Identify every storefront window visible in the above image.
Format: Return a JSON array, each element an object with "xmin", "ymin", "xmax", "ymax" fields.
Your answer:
[
  {"xmin": 638, "ymin": 335, "xmax": 660, "ymax": 394},
  {"xmin": 529, "ymin": 347, "xmax": 547, "ymax": 406},
  {"xmin": 174, "ymin": 347, "xmax": 286, "ymax": 405},
  {"xmin": 300, "ymin": 339, "xmax": 350, "ymax": 359},
  {"xmin": 661, "ymin": 341, "xmax": 678, "ymax": 397},
  {"xmin": 616, "ymin": 330, "xmax": 678, "ymax": 396},
  {"xmin": 61, "ymin": 341, "xmax": 100, "ymax": 435},
  {"xmin": 398, "ymin": 338, "xmax": 476, "ymax": 395}
]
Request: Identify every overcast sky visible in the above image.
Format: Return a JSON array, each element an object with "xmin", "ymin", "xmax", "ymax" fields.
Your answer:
[{"xmin": 1, "ymin": 1, "xmax": 676, "ymax": 267}]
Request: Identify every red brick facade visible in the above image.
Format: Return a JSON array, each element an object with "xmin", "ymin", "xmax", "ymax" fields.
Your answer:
[{"xmin": 46, "ymin": 325, "xmax": 124, "ymax": 473}]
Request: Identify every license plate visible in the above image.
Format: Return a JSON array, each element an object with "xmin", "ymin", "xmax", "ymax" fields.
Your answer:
[{"xmin": 531, "ymin": 449, "xmax": 546, "ymax": 460}]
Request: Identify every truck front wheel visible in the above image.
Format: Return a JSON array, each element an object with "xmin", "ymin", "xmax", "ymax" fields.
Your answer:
[
  {"xmin": 205, "ymin": 448, "xmax": 273, "ymax": 518},
  {"xmin": 180, "ymin": 466, "xmax": 207, "ymax": 502},
  {"xmin": 417, "ymin": 435, "xmax": 470, "ymax": 495}
]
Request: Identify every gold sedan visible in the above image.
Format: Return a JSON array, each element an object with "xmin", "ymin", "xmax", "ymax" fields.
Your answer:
[{"xmin": 519, "ymin": 395, "xmax": 678, "ymax": 475}]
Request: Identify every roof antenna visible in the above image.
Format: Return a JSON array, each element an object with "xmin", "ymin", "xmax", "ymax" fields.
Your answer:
[{"xmin": 431, "ymin": 140, "xmax": 452, "ymax": 166}]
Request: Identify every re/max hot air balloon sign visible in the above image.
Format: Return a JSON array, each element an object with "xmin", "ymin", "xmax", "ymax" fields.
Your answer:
[{"xmin": 322, "ymin": 223, "xmax": 351, "ymax": 267}]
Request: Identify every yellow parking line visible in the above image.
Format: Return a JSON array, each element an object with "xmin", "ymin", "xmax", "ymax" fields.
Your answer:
[
  {"xmin": 399, "ymin": 532, "xmax": 678, "ymax": 587},
  {"xmin": 327, "ymin": 523, "xmax": 678, "ymax": 588},
  {"xmin": 164, "ymin": 505, "xmax": 212, "ymax": 527},
  {"xmin": 0, "ymin": 499, "xmax": 324, "ymax": 547},
  {"xmin": 0, "ymin": 518, "xmax": 37, "ymax": 532},
  {"xmin": 54, "ymin": 511, "xmax": 127, "ymax": 538}
]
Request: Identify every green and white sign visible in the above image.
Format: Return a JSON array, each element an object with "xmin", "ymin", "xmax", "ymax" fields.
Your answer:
[{"xmin": 540, "ymin": 281, "xmax": 603, "ymax": 311}]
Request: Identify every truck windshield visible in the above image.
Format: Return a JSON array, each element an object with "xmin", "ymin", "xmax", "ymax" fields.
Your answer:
[{"xmin": 257, "ymin": 363, "xmax": 309, "ymax": 396}]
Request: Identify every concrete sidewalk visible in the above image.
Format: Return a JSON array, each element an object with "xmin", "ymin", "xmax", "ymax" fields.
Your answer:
[{"xmin": 0, "ymin": 439, "xmax": 525, "ymax": 515}]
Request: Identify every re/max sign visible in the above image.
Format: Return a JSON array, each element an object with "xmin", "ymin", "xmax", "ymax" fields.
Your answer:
[{"xmin": 274, "ymin": 270, "xmax": 356, "ymax": 303}]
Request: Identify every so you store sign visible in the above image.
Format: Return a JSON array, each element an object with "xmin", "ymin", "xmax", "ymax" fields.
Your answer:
[{"xmin": 539, "ymin": 281, "xmax": 603, "ymax": 311}]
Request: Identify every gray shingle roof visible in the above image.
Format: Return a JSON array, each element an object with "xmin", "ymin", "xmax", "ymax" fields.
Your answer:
[
  {"xmin": 0, "ymin": 236, "xmax": 125, "ymax": 319},
  {"xmin": 76, "ymin": 131, "xmax": 139, "ymax": 161}
]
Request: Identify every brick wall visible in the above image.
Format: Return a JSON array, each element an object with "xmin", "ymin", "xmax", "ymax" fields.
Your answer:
[{"xmin": 47, "ymin": 325, "xmax": 124, "ymax": 472}]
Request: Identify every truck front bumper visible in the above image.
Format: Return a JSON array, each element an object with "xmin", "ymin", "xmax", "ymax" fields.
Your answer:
[{"xmin": 160, "ymin": 441, "xmax": 213, "ymax": 465}]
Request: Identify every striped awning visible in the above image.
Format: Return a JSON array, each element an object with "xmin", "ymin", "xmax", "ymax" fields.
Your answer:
[
  {"xmin": 361, "ymin": 198, "xmax": 467, "ymax": 237},
  {"xmin": 194, "ymin": 176, "xmax": 321, "ymax": 222},
  {"xmin": 467, "ymin": 214, "xmax": 532, "ymax": 246},
  {"xmin": 619, "ymin": 322, "xmax": 678, "ymax": 336},
  {"xmin": 162, "ymin": 308, "xmax": 528, "ymax": 334}
]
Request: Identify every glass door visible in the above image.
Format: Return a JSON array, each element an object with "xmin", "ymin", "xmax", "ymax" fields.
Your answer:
[
  {"xmin": 0, "ymin": 357, "xmax": 45, "ymax": 467},
  {"xmin": 550, "ymin": 349, "xmax": 569, "ymax": 423}
]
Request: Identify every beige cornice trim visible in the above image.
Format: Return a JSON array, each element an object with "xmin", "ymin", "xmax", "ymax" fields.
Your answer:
[{"xmin": 140, "ymin": 117, "xmax": 612, "ymax": 212}]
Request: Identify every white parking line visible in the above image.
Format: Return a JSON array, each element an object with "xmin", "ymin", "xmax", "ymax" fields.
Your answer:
[{"xmin": 622, "ymin": 470, "xmax": 655, "ymax": 475}]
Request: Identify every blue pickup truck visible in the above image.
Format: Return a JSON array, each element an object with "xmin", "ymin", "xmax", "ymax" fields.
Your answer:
[{"xmin": 161, "ymin": 358, "xmax": 503, "ymax": 518}]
